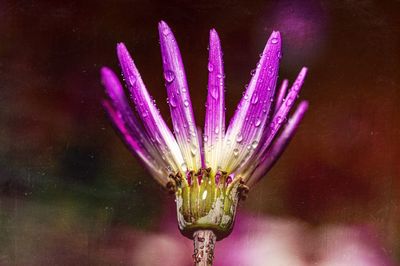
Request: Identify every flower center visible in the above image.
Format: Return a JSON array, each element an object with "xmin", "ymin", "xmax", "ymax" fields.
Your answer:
[{"xmin": 167, "ymin": 167, "xmax": 250, "ymax": 240}]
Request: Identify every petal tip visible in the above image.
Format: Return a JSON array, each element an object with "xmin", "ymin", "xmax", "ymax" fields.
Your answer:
[
  {"xmin": 158, "ymin": 20, "xmax": 172, "ymax": 37},
  {"xmin": 299, "ymin": 100, "xmax": 309, "ymax": 110},
  {"xmin": 116, "ymin": 42, "xmax": 126, "ymax": 51},
  {"xmin": 116, "ymin": 42, "xmax": 130, "ymax": 61},
  {"xmin": 269, "ymin": 31, "xmax": 281, "ymax": 44},
  {"xmin": 100, "ymin": 66, "xmax": 112, "ymax": 77}
]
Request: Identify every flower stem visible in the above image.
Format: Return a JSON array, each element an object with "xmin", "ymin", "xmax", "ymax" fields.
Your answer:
[{"xmin": 192, "ymin": 230, "xmax": 216, "ymax": 266}]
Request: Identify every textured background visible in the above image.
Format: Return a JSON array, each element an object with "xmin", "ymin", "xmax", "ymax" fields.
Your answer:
[{"xmin": 0, "ymin": 0, "xmax": 399, "ymax": 265}]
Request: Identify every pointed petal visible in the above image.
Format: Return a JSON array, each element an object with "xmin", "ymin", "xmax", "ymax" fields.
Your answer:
[
  {"xmin": 101, "ymin": 67, "xmax": 169, "ymax": 173},
  {"xmin": 274, "ymin": 79, "xmax": 289, "ymax": 114},
  {"xmin": 246, "ymin": 101, "xmax": 308, "ymax": 187},
  {"xmin": 204, "ymin": 29, "xmax": 225, "ymax": 171},
  {"xmin": 221, "ymin": 31, "xmax": 282, "ymax": 172},
  {"xmin": 116, "ymin": 43, "xmax": 186, "ymax": 173},
  {"xmin": 238, "ymin": 67, "xmax": 308, "ymax": 177},
  {"xmin": 158, "ymin": 21, "xmax": 201, "ymax": 171},
  {"xmin": 257, "ymin": 67, "xmax": 308, "ymax": 157},
  {"xmin": 103, "ymin": 100, "xmax": 167, "ymax": 185}
]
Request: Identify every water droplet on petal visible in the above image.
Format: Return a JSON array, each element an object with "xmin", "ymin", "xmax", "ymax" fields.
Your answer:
[
  {"xmin": 251, "ymin": 94, "xmax": 259, "ymax": 104},
  {"xmin": 164, "ymin": 70, "xmax": 175, "ymax": 83},
  {"xmin": 214, "ymin": 127, "xmax": 219, "ymax": 134},
  {"xmin": 203, "ymin": 135, "xmax": 208, "ymax": 143},
  {"xmin": 268, "ymin": 68, "xmax": 274, "ymax": 77},
  {"xmin": 255, "ymin": 119, "xmax": 261, "ymax": 127},
  {"xmin": 169, "ymin": 96, "xmax": 177, "ymax": 108},
  {"xmin": 181, "ymin": 163, "xmax": 187, "ymax": 172},
  {"xmin": 182, "ymin": 87, "xmax": 187, "ymax": 93},
  {"xmin": 210, "ymin": 86, "xmax": 219, "ymax": 100},
  {"xmin": 271, "ymin": 37, "xmax": 279, "ymax": 44},
  {"xmin": 127, "ymin": 75, "xmax": 136, "ymax": 87},
  {"xmin": 236, "ymin": 133, "xmax": 243, "ymax": 143},
  {"xmin": 184, "ymin": 100, "xmax": 189, "ymax": 107},
  {"xmin": 250, "ymin": 69, "xmax": 256, "ymax": 76},
  {"xmin": 251, "ymin": 140, "xmax": 258, "ymax": 149},
  {"xmin": 207, "ymin": 62, "xmax": 214, "ymax": 72},
  {"xmin": 190, "ymin": 145, "xmax": 197, "ymax": 156},
  {"xmin": 162, "ymin": 27, "xmax": 170, "ymax": 36},
  {"xmin": 202, "ymin": 190, "xmax": 208, "ymax": 200},
  {"xmin": 233, "ymin": 148, "xmax": 239, "ymax": 157}
]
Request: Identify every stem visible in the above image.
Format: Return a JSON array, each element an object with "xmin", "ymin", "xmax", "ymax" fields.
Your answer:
[{"xmin": 192, "ymin": 230, "xmax": 216, "ymax": 266}]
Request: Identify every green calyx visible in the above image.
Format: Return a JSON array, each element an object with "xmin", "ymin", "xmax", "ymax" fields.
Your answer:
[{"xmin": 167, "ymin": 168, "xmax": 249, "ymax": 240}]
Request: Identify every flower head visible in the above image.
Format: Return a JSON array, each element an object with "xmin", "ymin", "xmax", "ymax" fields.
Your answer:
[{"xmin": 101, "ymin": 21, "xmax": 308, "ymax": 241}]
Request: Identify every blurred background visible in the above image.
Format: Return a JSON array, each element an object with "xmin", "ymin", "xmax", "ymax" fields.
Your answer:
[{"xmin": 0, "ymin": 0, "xmax": 399, "ymax": 265}]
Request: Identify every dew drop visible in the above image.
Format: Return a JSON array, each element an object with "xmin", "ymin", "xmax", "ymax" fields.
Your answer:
[
  {"xmin": 236, "ymin": 133, "xmax": 243, "ymax": 143},
  {"xmin": 250, "ymin": 69, "xmax": 256, "ymax": 76},
  {"xmin": 169, "ymin": 96, "xmax": 177, "ymax": 108},
  {"xmin": 181, "ymin": 163, "xmax": 187, "ymax": 172},
  {"xmin": 164, "ymin": 70, "xmax": 175, "ymax": 83},
  {"xmin": 207, "ymin": 62, "xmax": 214, "ymax": 72},
  {"xmin": 210, "ymin": 86, "xmax": 219, "ymax": 100},
  {"xmin": 127, "ymin": 75, "xmax": 136, "ymax": 87},
  {"xmin": 268, "ymin": 67, "xmax": 274, "ymax": 77},
  {"xmin": 251, "ymin": 94, "xmax": 259, "ymax": 104},
  {"xmin": 190, "ymin": 145, "xmax": 197, "ymax": 156},
  {"xmin": 203, "ymin": 135, "xmax": 208, "ymax": 143},
  {"xmin": 255, "ymin": 119, "xmax": 261, "ymax": 127},
  {"xmin": 184, "ymin": 100, "xmax": 189, "ymax": 107},
  {"xmin": 202, "ymin": 190, "xmax": 208, "ymax": 200},
  {"xmin": 182, "ymin": 87, "xmax": 187, "ymax": 93},
  {"xmin": 271, "ymin": 37, "xmax": 279, "ymax": 44},
  {"xmin": 162, "ymin": 27, "xmax": 170, "ymax": 36},
  {"xmin": 251, "ymin": 140, "xmax": 258, "ymax": 149},
  {"xmin": 214, "ymin": 127, "xmax": 219, "ymax": 134},
  {"xmin": 233, "ymin": 148, "xmax": 239, "ymax": 157}
]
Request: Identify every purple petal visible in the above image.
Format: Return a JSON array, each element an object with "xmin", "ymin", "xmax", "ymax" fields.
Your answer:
[
  {"xmin": 102, "ymin": 100, "xmax": 167, "ymax": 185},
  {"xmin": 221, "ymin": 31, "xmax": 282, "ymax": 172},
  {"xmin": 274, "ymin": 79, "xmax": 289, "ymax": 114},
  {"xmin": 246, "ymin": 101, "xmax": 308, "ymax": 187},
  {"xmin": 258, "ymin": 67, "xmax": 308, "ymax": 155},
  {"xmin": 204, "ymin": 29, "xmax": 225, "ymax": 171},
  {"xmin": 116, "ymin": 42, "xmax": 186, "ymax": 173},
  {"xmin": 158, "ymin": 21, "xmax": 201, "ymax": 171},
  {"xmin": 238, "ymin": 67, "xmax": 308, "ymax": 177},
  {"xmin": 101, "ymin": 67, "xmax": 169, "ymax": 172}
]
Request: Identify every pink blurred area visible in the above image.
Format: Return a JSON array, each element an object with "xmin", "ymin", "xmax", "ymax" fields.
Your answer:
[{"xmin": 98, "ymin": 212, "xmax": 396, "ymax": 265}]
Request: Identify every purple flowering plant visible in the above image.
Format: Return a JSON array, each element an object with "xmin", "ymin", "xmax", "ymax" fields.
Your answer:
[{"xmin": 101, "ymin": 21, "xmax": 308, "ymax": 265}]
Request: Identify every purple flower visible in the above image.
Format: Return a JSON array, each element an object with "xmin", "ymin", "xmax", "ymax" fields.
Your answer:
[{"xmin": 101, "ymin": 20, "xmax": 308, "ymax": 263}]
